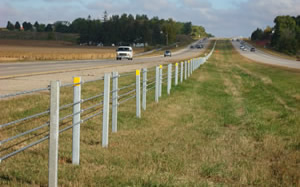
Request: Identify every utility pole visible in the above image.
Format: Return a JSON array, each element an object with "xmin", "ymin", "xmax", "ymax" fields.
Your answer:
[{"xmin": 166, "ymin": 32, "xmax": 168, "ymax": 46}]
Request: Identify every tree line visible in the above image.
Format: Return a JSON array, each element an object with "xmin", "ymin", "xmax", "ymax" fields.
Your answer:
[
  {"xmin": 6, "ymin": 13, "xmax": 212, "ymax": 46},
  {"xmin": 251, "ymin": 15, "xmax": 300, "ymax": 55}
]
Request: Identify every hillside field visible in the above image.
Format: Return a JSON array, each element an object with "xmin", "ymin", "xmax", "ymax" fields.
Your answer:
[{"xmin": 0, "ymin": 39, "xmax": 144, "ymax": 62}]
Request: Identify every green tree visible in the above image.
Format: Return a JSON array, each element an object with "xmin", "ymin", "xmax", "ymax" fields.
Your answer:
[
  {"xmin": 263, "ymin": 26, "xmax": 273, "ymax": 40},
  {"xmin": 15, "ymin": 21, "xmax": 21, "ymax": 30},
  {"xmin": 45, "ymin": 24, "xmax": 53, "ymax": 32},
  {"xmin": 6, "ymin": 21, "xmax": 14, "ymax": 30},
  {"xmin": 271, "ymin": 15, "xmax": 297, "ymax": 54},
  {"xmin": 38, "ymin": 24, "xmax": 46, "ymax": 32},
  {"xmin": 182, "ymin": 22, "xmax": 192, "ymax": 35},
  {"xmin": 34, "ymin": 21, "xmax": 39, "ymax": 31},
  {"xmin": 54, "ymin": 21, "xmax": 70, "ymax": 33},
  {"xmin": 251, "ymin": 28, "xmax": 264, "ymax": 40}
]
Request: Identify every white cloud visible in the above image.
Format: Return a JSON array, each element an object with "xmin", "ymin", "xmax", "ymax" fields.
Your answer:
[{"xmin": 0, "ymin": 0, "xmax": 299, "ymax": 37}]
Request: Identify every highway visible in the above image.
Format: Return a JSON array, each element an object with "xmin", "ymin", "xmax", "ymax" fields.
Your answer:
[
  {"xmin": 0, "ymin": 39, "xmax": 208, "ymax": 78},
  {"xmin": 0, "ymin": 39, "xmax": 209, "ymax": 95},
  {"xmin": 232, "ymin": 40, "xmax": 300, "ymax": 70}
]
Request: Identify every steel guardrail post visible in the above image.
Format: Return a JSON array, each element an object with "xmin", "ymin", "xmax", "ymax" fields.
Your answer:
[
  {"xmin": 167, "ymin": 64, "xmax": 171, "ymax": 95},
  {"xmin": 72, "ymin": 77, "xmax": 81, "ymax": 165},
  {"xmin": 190, "ymin": 60, "xmax": 193, "ymax": 75},
  {"xmin": 159, "ymin": 65, "xmax": 162, "ymax": 97},
  {"xmin": 136, "ymin": 70, "xmax": 141, "ymax": 118},
  {"xmin": 142, "ymin": 68, "xmax": 147, "ymax": 111},
  {"xmin": 102, "ymin": 73, "xmax": 110, "ymax": 147},
  {"xmin": 190, "ymin": 60, "xmax": 192, "ymax": 75},
  {"xmin": 175, "ymin": 63, "xmax": 178, "ymax": 86},
  {"xmin": 155, "ymin": 66, "xmax": 159, "ymax": 103},
  {"xmin": 184, "ymin": 61, "xmax": 187, "ymax": 80},
  {"xmin": 112, "ymin": 72, "xmax": 118, "ymax": 133},
  {"xmin": 48, "ymin": 80, "xmax": 60, "ymax": 187},
  {"xmin": 188, "ymin": 60, "xmax": 190, "ymax": 78},
  {"xmin": 180, "ymin": 62, "xmax": 183, "ymax": 83}
]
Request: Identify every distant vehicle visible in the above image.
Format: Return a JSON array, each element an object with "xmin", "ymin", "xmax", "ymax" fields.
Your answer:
[
  {"xmin": 164, "ymin": 50, "xmax": 172, "ymax": 57},
  {"xmin": 250, "ymin": 47, "xmax": 256, "ymax": 52},
  {"xmin": 116, "ymin": 46, "xmax": 133, "ymax": 60},
  {"xmin": 190, "ymin": 45, "xmax": 195, "ymax": 49},
  {"xmin": 243, "ymin": 47, "xmax": 247, "ymax": 51},
  {"xmin": 240, "ymin": 45, "xmax": 245, "ymax": 49},
  {"xmin": 195, "ymin": 44, "xmax": 203, "ymax": 49}
]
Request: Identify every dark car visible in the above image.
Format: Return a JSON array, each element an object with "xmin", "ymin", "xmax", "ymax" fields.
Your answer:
[
  {"xmin": 196, "ymin": 44, "xmax": 203, "ymax": 49},
  {"xmin": 250, "ymin": 47, "xmax": 256, "ymax": 52},
  {"xmin": 164, "ymin": 50, "xmax": 171, "ymax": 57}
]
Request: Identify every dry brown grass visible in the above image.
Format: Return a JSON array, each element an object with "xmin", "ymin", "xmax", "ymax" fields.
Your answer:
[{"xmin": 0, "ymin": 39, "xmax": 144, "ymax": 62}]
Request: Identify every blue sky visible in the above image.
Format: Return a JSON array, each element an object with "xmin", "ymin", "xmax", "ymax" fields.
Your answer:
[{"xmin": 0, "ymin": 0, "xmax": 299, "ymax": 37}]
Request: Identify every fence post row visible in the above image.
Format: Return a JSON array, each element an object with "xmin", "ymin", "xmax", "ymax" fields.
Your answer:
[
  {"xmin": 142, "ymin": 68, "xmax": 147, "ymax": 111},
  {"xmin": 102, "ymin": 73, "xmax": 110, "ymax": 148},
  {"xmin": 48, "ymin": 80, "xmax": 60, "ymax": 187},
  {"xmin": 136, "ymin": 70, "xmax": 141, "ymax": 118},
  {"xmin": 0, "ymin": 42, "xmax": 216, "ymax": 187},
  {"xmin": 72, "ymin": 77, "xmax": 81, "ymax": 165},
  {"xmin": 159, "ymin": 65, "xmax": 162, "ymax": 98},
  {"xmin": 155, "ymin": 66, "xmax": 159, "ymax": 103},
  {"xmin": 112, "ymin": 72, "xmax": 118, "ymax": 133}
]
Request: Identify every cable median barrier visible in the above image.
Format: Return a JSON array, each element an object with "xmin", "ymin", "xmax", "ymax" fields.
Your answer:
[{"xmin": 0, "ymin": 41, "xmax": 217, "ymax": 185}]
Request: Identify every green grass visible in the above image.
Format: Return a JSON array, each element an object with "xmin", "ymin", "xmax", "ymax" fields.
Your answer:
[{"xmin": 0, "ymin": 40, "xmax": 299, "ymax": 186}]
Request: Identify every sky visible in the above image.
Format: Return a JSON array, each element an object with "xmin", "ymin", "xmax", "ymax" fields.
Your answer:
[{"xmin": 0, "ymin": 0, "xmax": 299, "ymax": 37}]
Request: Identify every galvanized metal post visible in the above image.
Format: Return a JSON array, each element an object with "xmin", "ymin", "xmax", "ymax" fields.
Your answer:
[
  {"xmin": 102, "ymin": 73, "xmax": 110, "ymax": 148},
  {"xmin": 142, "ymin": 68, "xmax": 147, "ymax": 111},
  {"xmin": 72, "ymin": 77, "xmax": 81, "ymax": 165},
  {"xmin": 155, "ymin": 66, "xmax": 159, "ymax": 103},
  {"xmin": 136, "ymin": 70, "xmax": 141, "ymax": 118},
  {"xmin": 190, "ymin": 60, "xmax": 192, "ymax": 74},
  {"xmin": 180, "ymin": 62, "xmax": 183, "ymax": 83},
  {"xmin": 159, "ymin": 65, "xmax": 162, "ymax": 97},
  {"xmin": 170, "ymin": 64, "xmax": 172, "ymax": 90},
  {"xmin": 49, "ymin": 80, "xmax": 60, "ymax": 187},
  {"xmin": 193, "ymin": 59, "xmax": 195, "ymax": 72},
  {"xmin": 189, "ymin": 60, "xmax": 192, "ymax": 76},
  {"xmin": 167, "ymin": 64, "xmax": 171, "ymax": 95},
  {"xmin": 184, "ymin": 61, "xmax": 187, "ymax": 80},
  {"xmin": 112, "ymin": 72, "xmax": 118, "ymax": 133},
  {"xmin": 191, "ymin": 59, "xmax": 193, "ymax": 74},
  {"xmin": 175, "ymin": 63, "xmax": 178, "ymax": 86}
]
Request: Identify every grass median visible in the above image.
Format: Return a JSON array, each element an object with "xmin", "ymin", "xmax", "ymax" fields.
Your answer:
[{"xmin": 0, "ymin": 40, "xmax": 299, "ymax": 186}]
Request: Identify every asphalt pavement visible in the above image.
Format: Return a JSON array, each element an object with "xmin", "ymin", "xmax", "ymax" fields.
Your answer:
[
  {"xmin": 232, "ymin": 40, "xmax": 300, "ymax": 70},
  {"xmin": 0, "ymin": 39, "xmax": 208, "ymax": 78},
  {"xmin": 0, "ymin": 39, "xmax": 209, "ymax": 95}
]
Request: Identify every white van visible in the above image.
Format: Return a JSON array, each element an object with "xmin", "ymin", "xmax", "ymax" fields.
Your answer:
[{"xmin": 116, "ymin": 46, "xmax": 133, "ymax": 60}]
